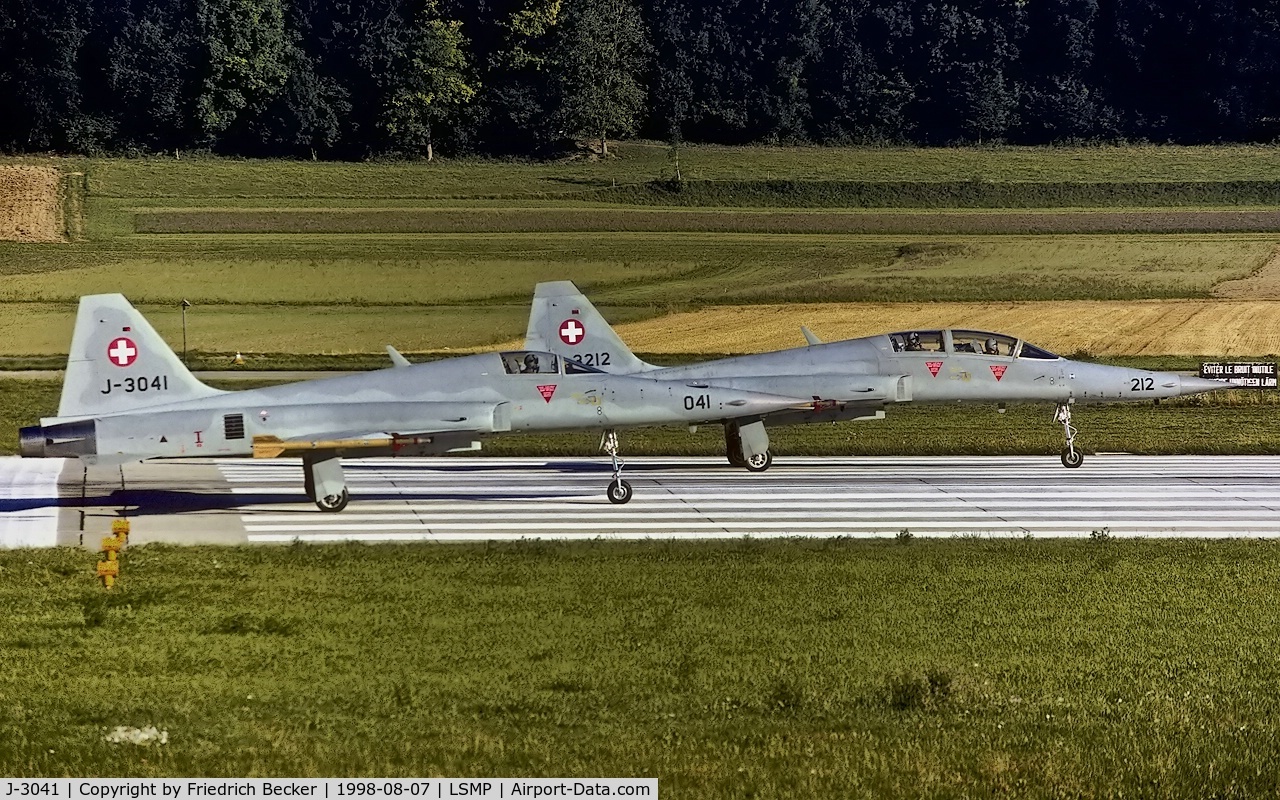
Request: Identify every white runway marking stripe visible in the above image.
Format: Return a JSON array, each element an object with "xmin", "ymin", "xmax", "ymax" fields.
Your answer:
[
  {"xmin": 0, "ymin": 459, "xmax": 64, "ymax": 548},
  {"xmin": 219, "ymin": 455, "xmax": 1280, "ymax": 541},
  {"xmin": 244, "ymin": 528, "xmax": 1270, "ymax": 543}
]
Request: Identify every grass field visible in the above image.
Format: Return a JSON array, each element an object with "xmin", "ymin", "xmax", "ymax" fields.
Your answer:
[
  {"xmin": 4, "ymin": 147, "xmax": 1280, "ymax": 360},
  {"xmin": 2, "ymin": 235, "xmax": 1265, "ymax": 304},
  {"xmin": 598, "ymin": 298, "xmax": 1280, "ymax": 357},
  {"xmin": 44, "ymin": 143, "xmax": 1280, "ymax": 197},
  {"xmin": 8, "ymin": 297, "xmax": 1277, "ymax": 359},
  {"xmin": 0, "ymin": 236, "xmax": 1269, "ymax": 358},
  {"xmin": 4, "ymin": 539, "xmax": 1280, "ymax": 795},
  {"xmin": 6, "ymin": 147, "xmax": 1280, "ymax": 793}
]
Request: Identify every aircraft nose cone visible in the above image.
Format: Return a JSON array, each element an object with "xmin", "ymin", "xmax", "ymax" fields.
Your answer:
[{"xmin": 1178, "ymin": 375, "xmax": 1230, "ymax": 396}]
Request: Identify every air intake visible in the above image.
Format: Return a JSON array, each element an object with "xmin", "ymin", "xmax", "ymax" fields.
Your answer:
[{"xmin": 224, "ymin": 414, "xmax": 245, "ymax": 440}]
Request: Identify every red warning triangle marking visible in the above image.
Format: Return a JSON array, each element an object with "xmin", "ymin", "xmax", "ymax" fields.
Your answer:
[
  {"xmin": 925, "ymin": 361, "xmax": 943, "ymax": 377},
  {"xmin": 537, "ymin": 384, "xmax": 557, "ymax": 402},
  {"xmin": 990, "ymin": 365, "xmax": 1007, "ymax": 381}
]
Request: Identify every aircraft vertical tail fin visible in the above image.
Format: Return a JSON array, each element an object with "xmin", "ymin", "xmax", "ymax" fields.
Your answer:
[
  {"xmin": 56, "ymin": 294, "xmax": 224, "ymax": 419},
  {"xmin": 523, "ymin": 281, "xmax": 658, "ymax": 373}
]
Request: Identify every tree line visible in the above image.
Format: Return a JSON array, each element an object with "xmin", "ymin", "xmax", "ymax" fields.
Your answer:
[{"xmin": 2, "ymin": 0, "xmax": 1279, "ymax": 159}]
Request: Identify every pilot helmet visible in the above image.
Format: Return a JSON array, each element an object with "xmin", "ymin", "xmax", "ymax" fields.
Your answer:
[
  {"xmin": 986, "ymin": 337, "xmax": 998, "ymax": 352},
  {"xmin": 523, "ymin": 353, "xmax": 539, "ymax": 369},
  {"xmin": 908, "ymin": 332, "xmax": 920, "ymax": 344}
]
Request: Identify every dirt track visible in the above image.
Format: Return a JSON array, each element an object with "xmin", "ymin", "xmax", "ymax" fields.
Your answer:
[
  {"xmin": 0, "ymin": 166, "xmax": 62, "ymax": 242},
  {"xmin": 139, "ymin": 207, "xmax": 1280, "ymax": 235}
]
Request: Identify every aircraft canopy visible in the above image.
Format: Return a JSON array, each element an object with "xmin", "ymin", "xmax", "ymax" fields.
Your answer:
[
  {"xmin": 500, "ymin": 351, "xmax": 606, "ymax": 375},
  {"xmin": 889, "ymin": 330, "xmax": 1059, "ymax": 360}
]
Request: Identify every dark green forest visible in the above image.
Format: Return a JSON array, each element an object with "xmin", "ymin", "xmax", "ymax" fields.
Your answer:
[{"xmin": 3, "ymin": 0, "xmax": 1279, "ymax": 158}]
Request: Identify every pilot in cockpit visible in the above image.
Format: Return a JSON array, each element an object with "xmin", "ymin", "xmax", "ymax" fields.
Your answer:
[
  {"xmin": 520, "ymin": 353, "xmax": 541, "ymax": 373},
  {"xmin": 905, "ymin": 332, "xmax": 923, "ymax": 351},
  {"xmin": 984, "ymin": 338, "xmax": 1001, "ymax": 355}
]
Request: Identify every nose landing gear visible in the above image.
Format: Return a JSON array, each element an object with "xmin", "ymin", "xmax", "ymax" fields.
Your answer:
[
  {"xmin": 1055, "ymin": 403, "xmax": 1084, "ymax": 468},
  {"xmin": 601, "ymin": 430, "xmax": 633, "ymax": 504}
]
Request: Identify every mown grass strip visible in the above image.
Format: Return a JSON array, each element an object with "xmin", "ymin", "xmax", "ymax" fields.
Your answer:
[
  {"xmin": 4, "ymin": 539, "xmax": 1280, "ymax": 795},
  {"xmin": 136, "ymin": 208, "xmax": 1280, "ymax": 235}
]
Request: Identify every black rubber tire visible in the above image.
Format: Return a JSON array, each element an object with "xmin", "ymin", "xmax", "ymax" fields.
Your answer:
[
  {"xmin": 744, "ymin": 450, "xmax": 773, "ymax": 473},
  {"xmin": 316, "ymin": 488, "xmax": 350, "ymax": 512},
  {"xmin": 1061, "ymin": 448, "xmax": 1084, "ymax": 469},
  {"xmin": 607, "ymin": 479, "xmax": 633, "ymax": 505},
  {"xmin": 725, "ymin": 425, "xmax": 745, "ymax": 467}
]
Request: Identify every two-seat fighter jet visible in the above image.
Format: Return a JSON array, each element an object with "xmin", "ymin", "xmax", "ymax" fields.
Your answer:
[
  {"xmin": 18, "ymin": 295, "xmax": 810, "ymax": 509},
  {"xmin": 524, "ymin": 281, "xmax": 1226, "ymax": 470}
]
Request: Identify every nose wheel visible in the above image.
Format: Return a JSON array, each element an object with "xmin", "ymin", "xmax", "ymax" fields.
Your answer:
[
  {"xmin": 1055, "ymin": 403, "xmax": 1084, "ymax": 468},
  {"xmin": 601, "ymin": 430, "xmax": 633, "ymax": 504},
  {"xmin": 607, "ymin": 479, "xmax": 633, "ymax": 504}
]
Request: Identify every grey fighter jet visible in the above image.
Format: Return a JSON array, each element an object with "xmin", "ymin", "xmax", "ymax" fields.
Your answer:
[
  {"xmin": 19, "ymin": 295, "xmax": 811, "ymax": 509},
  {"xmin": 524, "ymin": 281, "xmax": 1226, "ymax": 471}
]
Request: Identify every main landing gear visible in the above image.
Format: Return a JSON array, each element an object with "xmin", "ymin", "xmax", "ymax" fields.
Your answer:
[
  {"xmin": 303, "ymin": 452, "xmax": 350, "ymax": 512},
  {"xmin": 601, "ymin": 430, "xmax": 633, "ymax": 504},
  {"xmin": 1055, "ymin": 403, "xmax": 1084, "ymax": 469},
  {"xmin": 725, "ymin": 421, "xmax": 773, "ymax": 472}
]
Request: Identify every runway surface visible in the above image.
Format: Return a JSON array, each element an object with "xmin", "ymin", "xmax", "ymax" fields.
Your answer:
[{"xmin": 2, "ymin": 454, "xmax": 1279, "ymax": 547}]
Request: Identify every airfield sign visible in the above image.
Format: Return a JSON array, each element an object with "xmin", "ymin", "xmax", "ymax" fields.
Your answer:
[{"xmin": 1199, "ymin": 362, "xmax": 1277, "ymax": 389}]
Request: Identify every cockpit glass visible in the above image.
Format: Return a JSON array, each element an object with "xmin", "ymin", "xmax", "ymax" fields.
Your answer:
[
  {"xmin": 501, "ymin": 351, "xmax": 560, "ymax": 375},
  {"xmin": 890, "ymin": 330, "xmax": 944, "ymax": 353},
  {"xmin": 951, "ymin": 330, "xmax": 1017, "ymax": 357},
  {"xmin": 564, "ymin": 358, "xmax": 604, "ymax": 375},
  {"xmin": 1017, "ymin": 343, "xmax": 1060, "ymax": 360}
]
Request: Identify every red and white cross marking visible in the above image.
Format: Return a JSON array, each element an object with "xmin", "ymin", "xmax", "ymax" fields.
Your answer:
[
  {"xmin": 558, "ymin": 319, "xmax": 585, "ymax": 345},
  {"xmin": 107, "ymin": 337, "xmax": 138, "ymax": 367}
]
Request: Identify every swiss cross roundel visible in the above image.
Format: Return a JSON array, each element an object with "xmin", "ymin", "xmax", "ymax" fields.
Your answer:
[
  {"xmin": 107, "ymin": 337, "xmax": 138, "ymax": 367},
  {"xmin": 558, "ymin": 318, "xmax": 586, "ymax": 345}
]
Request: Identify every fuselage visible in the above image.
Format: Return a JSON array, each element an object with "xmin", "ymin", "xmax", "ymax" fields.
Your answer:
[
  {"xmin": 637, "ymin": 329, "xmax": 1221, "ymax": 406},
  {"xmin": 23, "ymin": 351, "xmax": 804, "ymax": 462}
]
